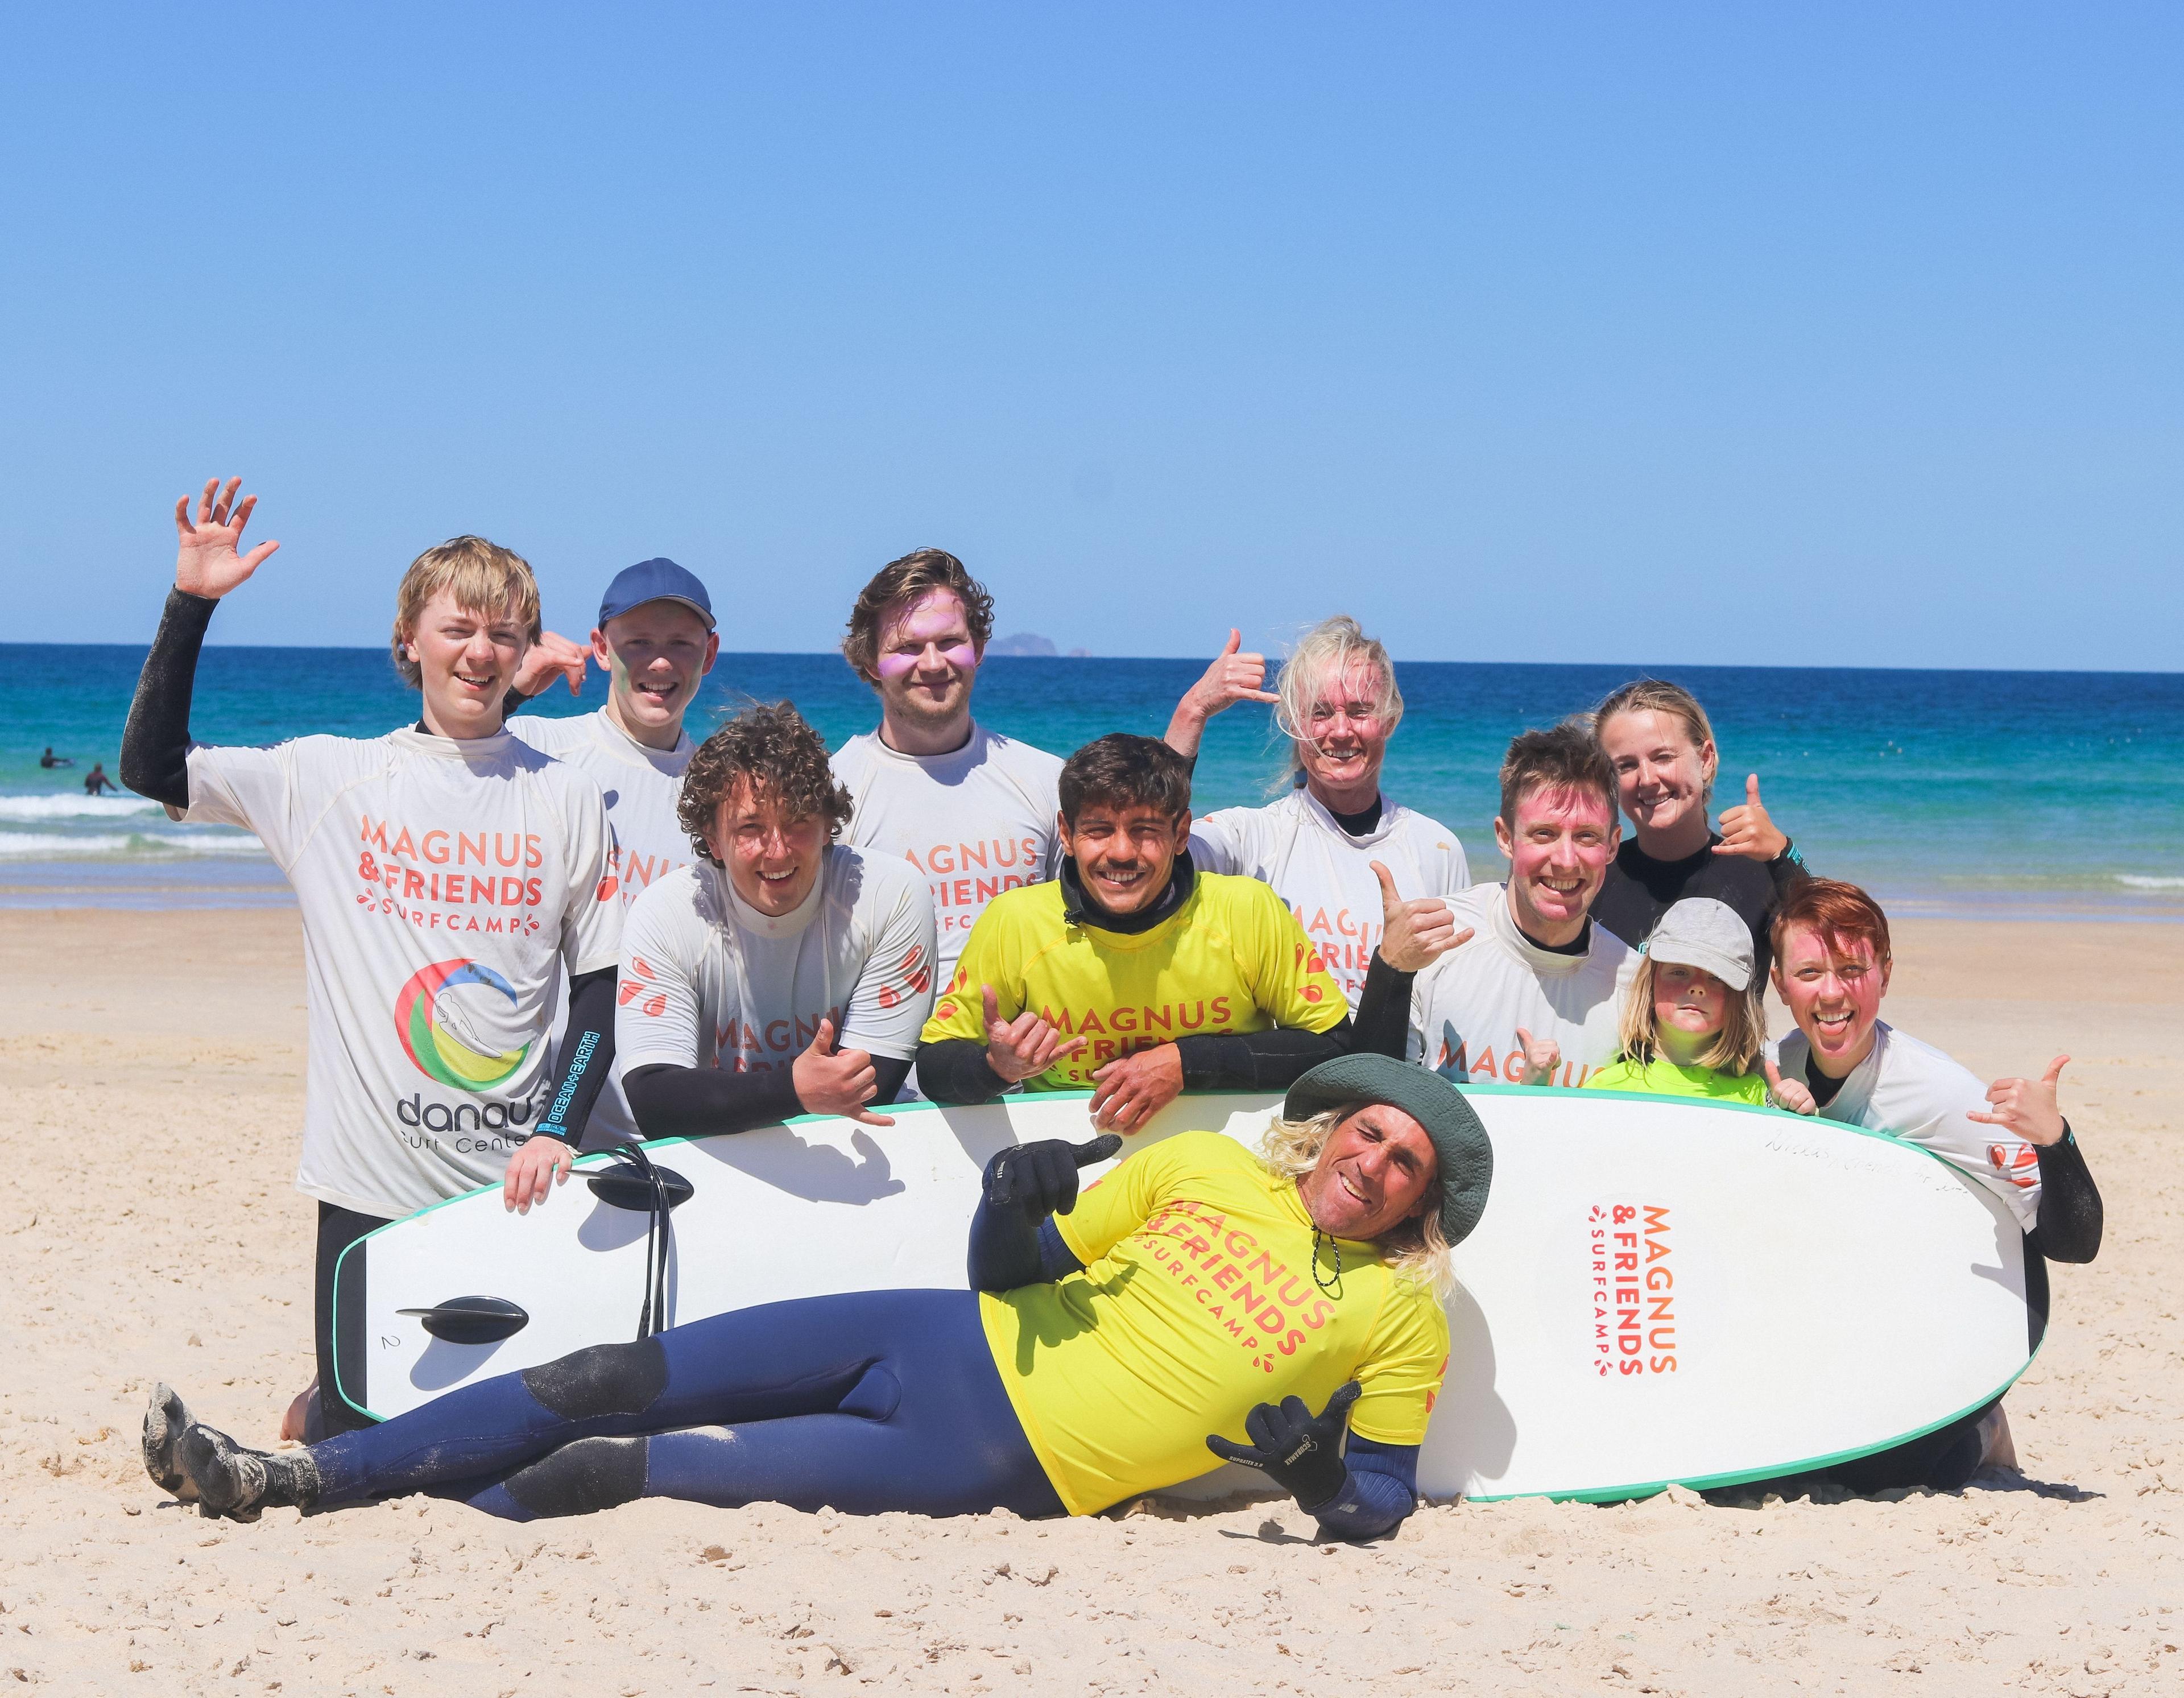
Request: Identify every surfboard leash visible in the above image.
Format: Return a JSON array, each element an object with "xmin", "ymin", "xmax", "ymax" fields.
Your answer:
[{"xmin": 596, "ymin": 1139, "xmax": 675, "ymax": 1339}]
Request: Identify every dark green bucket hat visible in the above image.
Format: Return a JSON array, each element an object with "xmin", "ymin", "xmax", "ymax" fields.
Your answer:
[{"xmin": 1283, "ymin": 1054, "xmax": 1494, "ymax": 1246}]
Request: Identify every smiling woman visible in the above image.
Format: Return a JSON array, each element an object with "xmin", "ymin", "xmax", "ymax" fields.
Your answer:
[
  {"xmin": 1590, "ymin": 679, "xmax": 1812, "ymax": 977},
  {"xmin": 1172, "ymin": 615, "xmax": 1472, "ymax": 1011}
]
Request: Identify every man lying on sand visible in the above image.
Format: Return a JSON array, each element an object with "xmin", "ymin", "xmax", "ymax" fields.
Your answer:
[
  {"xmin": 614, "ymin": 701, "xmax": 938, "ymax": 1134},
  {"xmin": 1766, "ymin": 877, "xmax": 2104, "ymax": 1490},
  {"xmin": 118, "ymin": 479, "xmax": 625, "ymax": 1437},
  {"xmin": 145, "ymin": 1055, "xmax": 1486, "ymax": 1542},
  {"xmin": 916, "ymin": 733, "xmax": 1355, "ymax": 1128}
]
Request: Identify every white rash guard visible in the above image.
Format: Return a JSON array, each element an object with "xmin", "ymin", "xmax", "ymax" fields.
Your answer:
[
  {"xmin": 615, "ymin": 844, "xmax": 939, "ymax": 1085},
  {"xmin": 1774, "ymin": 1022, "xmax": 2040, "ymax": 1231},
  {"xmin": 830, "ymin": 723, "xmax": 1064, "ymax": 983},
  {"xmin": 508, "ymin": 707, "xmax": 695, "ymax": 1143},
  {"xmin": 1190, "ymin": 788, "xmax": 1469, "ymax": 1009},
  {"xmin": 507, "ymin": 708, "xmax": 694, "ymax": 910},
  {"xmin": 1405, "ymin": 883, "xmax": 1638, "ymax": 1089},
  {"xmin": 179, "ymin": 728, "xmax": 621, "ymax": 1218}
]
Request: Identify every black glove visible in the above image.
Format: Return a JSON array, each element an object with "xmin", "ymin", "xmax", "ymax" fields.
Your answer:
[
  {"xmin": 1205, "ymin": 1381, "xmax": 1362, "ymax": 1512},
  {"xmin": 982, "ymin": 1134, "xmax": 1122, "ymax": 1219}
]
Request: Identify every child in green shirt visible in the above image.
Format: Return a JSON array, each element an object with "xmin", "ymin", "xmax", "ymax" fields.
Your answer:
[{"xmin": 1586, "ymin": 897, "xmax": 1771, "ymax": 1105}]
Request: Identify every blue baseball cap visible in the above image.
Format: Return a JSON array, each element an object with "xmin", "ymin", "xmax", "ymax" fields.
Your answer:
[{"xmin": 597, "ymin": 558, "xmax": 715, "ymax": 631}]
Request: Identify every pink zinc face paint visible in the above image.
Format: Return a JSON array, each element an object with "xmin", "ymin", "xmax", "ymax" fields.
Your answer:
[
  {"xmin": 874, "ymin": 592, "xmax": 979, "ymax": 679},
  {"xmin": 875, "ymin": 642, "xmax": 978, "ymax": 679}
]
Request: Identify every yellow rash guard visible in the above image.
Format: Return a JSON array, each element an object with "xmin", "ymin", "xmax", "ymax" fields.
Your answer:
[
  {"xmin": 979, "ymin": 1131, "xmax": 1449, "ymax": 1515},
  {"xmin": 921, "ymin": 872, "xmax": 1347, "ymax": 1092},
  {"xmin": 1585, "ymin": 1056, "xmax": 1769, "ymax": 1106}
]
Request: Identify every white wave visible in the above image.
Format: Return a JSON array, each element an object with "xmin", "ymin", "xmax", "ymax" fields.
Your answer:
[
  {"xmin": 2117, "ymin": 874, "xmax": 2184, "ymax": 890},
  {"xmin": 0, "ymin": 831, "xmax": 269, "ymax": 860},
  {"xmin": 0, "ymin": 794, "xmax": 164, "ymax": 821}
]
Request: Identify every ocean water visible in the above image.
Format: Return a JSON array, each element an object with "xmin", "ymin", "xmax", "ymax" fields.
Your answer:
[{"xmin": 2, "ymin": 642, "xmax": 2179, "ymax": 919}]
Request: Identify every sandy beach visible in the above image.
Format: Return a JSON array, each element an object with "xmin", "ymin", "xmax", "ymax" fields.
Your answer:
[{"xmin": 2, "ymin": 908, "xmax": 2178, "ymax": 1696}]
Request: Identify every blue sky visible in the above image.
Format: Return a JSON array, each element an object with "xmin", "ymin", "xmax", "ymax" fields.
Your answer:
[{"xmin": 2, "ymin": 3, "xmax": 2177, "ymax": 668}]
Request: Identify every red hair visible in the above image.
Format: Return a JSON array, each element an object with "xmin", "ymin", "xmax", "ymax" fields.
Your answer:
[{"xmin": 1769, "ymin": 878, "xmax": 1892, "ymax": 971}]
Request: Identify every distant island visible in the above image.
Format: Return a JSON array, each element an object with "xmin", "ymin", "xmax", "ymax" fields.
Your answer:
[{"xmin": 986, "ymin": 633, "xmax": 1090, "ymax": 658}]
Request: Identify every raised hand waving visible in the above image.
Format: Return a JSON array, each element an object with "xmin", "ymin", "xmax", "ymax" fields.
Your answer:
[{"xmin": 173, "ymin": 477, "xmax": 279, "ymax": 600}]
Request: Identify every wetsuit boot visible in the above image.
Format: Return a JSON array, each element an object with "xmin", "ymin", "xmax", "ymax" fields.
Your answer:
[{"xmin": 177, "ymin": 1423, "xmax": 322, "ymax": 1522}]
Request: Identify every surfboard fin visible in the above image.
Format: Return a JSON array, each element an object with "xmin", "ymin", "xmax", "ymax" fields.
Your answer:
[
  {"xmin": 396, "ymin": 1295, "xmax": 531, "ymax": 1345},
  {"xmin": 584, "ymin": 1167, "xmax": 693, "ymax": 1212}
]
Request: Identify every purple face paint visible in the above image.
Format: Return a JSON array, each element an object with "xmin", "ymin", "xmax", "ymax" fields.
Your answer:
[
  {"xmin": 875, "ymin": 593, "xmax": 979, "ymax": 679},
  {"xmin": 875, "ymin": 642, "xmax": 978, "ymax": 679}
]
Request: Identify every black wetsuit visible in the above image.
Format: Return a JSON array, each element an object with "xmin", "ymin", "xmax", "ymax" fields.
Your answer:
[
  {"xmin": 1592, "ymin": 834, "xmax": 1809, "ymax": 980},
  {"xmin": 914, "ymin": 853, "xmax": 1356, "ymax": 1102}
]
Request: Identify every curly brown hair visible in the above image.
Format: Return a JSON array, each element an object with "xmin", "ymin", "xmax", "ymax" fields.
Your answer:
[
  {"xmin": 841, "ymin": 549, "xmax": 996, "ymax": 684},
  {"xmin": 676, "ymin": 701, "xmax": 855, "ymax": 867}
]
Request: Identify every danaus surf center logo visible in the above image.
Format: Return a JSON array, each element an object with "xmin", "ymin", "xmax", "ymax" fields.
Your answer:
[{"xmin": 395, "ymin": 959, "xmax": 533, "ymax": 1089}]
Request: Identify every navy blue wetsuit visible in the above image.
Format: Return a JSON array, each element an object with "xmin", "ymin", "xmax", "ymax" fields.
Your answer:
[{"xmin": 303, "ymin": 1187, "xmax": 1422, "ymax": 1535}]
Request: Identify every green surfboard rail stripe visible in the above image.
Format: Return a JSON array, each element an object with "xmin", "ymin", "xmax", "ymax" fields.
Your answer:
[{"xmin": 333, "ymin": 1086, "xmax": 2036, "ymax": 1488}]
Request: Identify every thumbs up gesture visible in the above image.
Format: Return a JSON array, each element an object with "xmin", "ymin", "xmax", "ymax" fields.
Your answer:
[
  {"xmin": 1714, "ymin": 774, "xmax": 1789, "ymax": 862},
  {"xmin": 1513, "ymin": 1026, "xmax": 1562, "ymax": 1087},
  {"xmin": 791, "ymin": 1017, "xmax": 896, "ymax": 1126},
  {"xmin": 1372, "ymin": 860, "xmax": 1472, "ymax": 972},
  {"xmin": 982, "ymin": 984, "xmax": 1088, "ymax": 1084},
  {"xmin": 1968, "ymin": 1055, "xmax": 2071, "ymax": 1146},
  {"xmin": 1763, "ymin": 1055, "xmax": 1817, "ymax": 1115}
]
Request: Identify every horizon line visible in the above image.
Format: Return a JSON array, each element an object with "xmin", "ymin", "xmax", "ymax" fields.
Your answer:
[{"xmin": 0, "ymin": 641, "xmax": 2178, "ymax": 681}]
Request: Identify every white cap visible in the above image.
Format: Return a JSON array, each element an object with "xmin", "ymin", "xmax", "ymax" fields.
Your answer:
[{"xmin": 1646, "ymin": 898, "xmax": 1756, "ymax": 991}]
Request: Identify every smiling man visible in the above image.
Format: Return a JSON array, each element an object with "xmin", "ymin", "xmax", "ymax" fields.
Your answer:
[
  {"xmin": 830, "ymin": 551, "xmax": 1065, "ymax": 990},
  {"xmin": 506, "ymin": 559, "xmax": 720, "ymax": 911},
  {"xmin": 119, "ymin": 479, "xmax": 622, "ymax": 1439},
  {"xmin": 503, "ymin": 559, "xmax": 721, "ymax": 1143},
  {"xmin": 1354, "ymin": 721, "xmax": 1637, "ymax": 1089},
  {"xmin": 916, "ymin": 733, "xmax": 1352, "ymax": 1129},
  {"xmin": 613, "ymin": 702, "xmax": 938, "ymax": 1136},
  {"xmin": 1762, "ymin": 878, "xmax": 2102, "ymax": 1493}
]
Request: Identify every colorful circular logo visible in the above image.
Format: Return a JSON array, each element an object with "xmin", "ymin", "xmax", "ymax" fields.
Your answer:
[{"xmin": 395, "ymin": 959, "xmax": 531, "ymax": 1090}]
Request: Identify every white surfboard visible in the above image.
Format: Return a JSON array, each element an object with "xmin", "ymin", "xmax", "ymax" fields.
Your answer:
[{"xmin": 333, "ymin": 1086, "xmax": 2034, "ymax": 1502}]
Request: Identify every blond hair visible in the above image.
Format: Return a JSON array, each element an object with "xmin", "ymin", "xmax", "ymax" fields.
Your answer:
[
  {"xmin": 1616, "ymin": 953, "xmax": 1767, "ymax": 1075},
  {"xmin": 1273, "ymin": 615, "xmax": 1404, "ymax": 784},
  {"xmin": 389, "ymin": 536, "xmax": 543, "ymax": 688},
  {"xmin": 1593, "ymin": 678, "xmax": 1719, "ymax": 804},
  {"xmin": 1258, "ymin": 1109, "xmax": 1453, "ymax": 1295}
]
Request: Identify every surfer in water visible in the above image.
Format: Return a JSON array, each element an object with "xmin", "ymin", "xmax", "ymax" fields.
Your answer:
[
  {"xmin": 146, "ymin": 1055, "xmax": 1486, "ymax": 1540},
  {"xmin": 614, "ymin": 701, "xmax": 938, "ymax": 1134},
  {"xmin": 118, "ymin": 478, "xmax": 625, "ymax": 1440},
  {"xmin": 1583, "ymin": 898, "xmax": 1771, "ymax": 1104},
  {"xmin": 1354, "ymin": 721, "xmax": 1636, "ymax": 1090},
  {"xmin": 1765, "ymin": 878, "xmax": 2103, "ymax": 1489},
  {"xmin": 1590, "ymin": 679, "xmax": 1811, "ymax": 980},
  {"xmin": 1165, "ymin": 615, "xmax": 1471, "ymax": 1010},
  {"xmin": 915, "ymin": 733, "xmax": 1356, "ymax": 1129},
  {"xmin": 829, "ymin": 550, "xmax": 1066, "ymax": 998}
]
